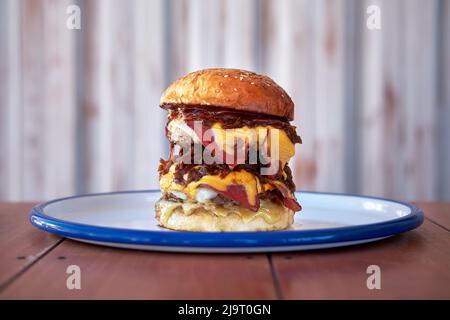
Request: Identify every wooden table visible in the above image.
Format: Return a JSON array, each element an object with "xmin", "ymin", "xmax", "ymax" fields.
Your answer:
[{"xmin": 0, "ymin": 202, "xmax": 449, "ymax": 300}]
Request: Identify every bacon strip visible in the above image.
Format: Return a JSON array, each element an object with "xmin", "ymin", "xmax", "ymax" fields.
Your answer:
[
  {"xmin": 282, "ymin": 197, "xmax": 302, "ymax": 212},
  {"xmin": 269, "ymin": 181, "xmax": 302, "ymax": 212},
  {"xmin": 185, "ymin": 121, "xmax": 250, "ymax": 167},
  {"xmin": 198, "ymin": 183, "xmax": 260, "ymax": 211}
]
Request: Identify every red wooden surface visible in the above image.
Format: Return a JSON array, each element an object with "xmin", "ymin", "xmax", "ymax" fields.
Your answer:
[
  {"xmin": 0, "ymin": 203, "xmax": 62, "ymax": 288},
  {"xmin": 1, "ymin": 241, "xmax": 276, "ymax": 300},
  {"xmin": 0, "ymin": 202, "xmax": 449, "ymax": 299},
  {"xmin": 272, "ymin": 220, "xmax": 450, "ymax": 299},
  {"xmin": 418, "ymin": 202, "xmax": 450, "ymax": 230}
]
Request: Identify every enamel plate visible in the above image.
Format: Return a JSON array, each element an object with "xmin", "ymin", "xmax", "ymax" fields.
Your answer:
[{"xmin": 30, "ymin": 191, "xmax": 424, "ymax": 253}]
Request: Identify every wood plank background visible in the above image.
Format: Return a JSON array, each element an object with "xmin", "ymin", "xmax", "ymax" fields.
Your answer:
[{"xmin": 0, "ymin": 0, "xmax": 449, "ymax": 202}]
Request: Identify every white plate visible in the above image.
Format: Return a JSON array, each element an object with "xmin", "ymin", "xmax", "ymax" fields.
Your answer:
[{"xmin": 30, "ymin": 191, "xmax": 424, "ymax": 253}]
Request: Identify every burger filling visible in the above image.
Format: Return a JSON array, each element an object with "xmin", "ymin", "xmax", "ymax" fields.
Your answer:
[
  {"xmin": 157, "ymin": 104, "xmax": 302, "ymax": 224},
  {"xmin": 155, "ymin": 198, "xmax": 291, "ymax": 226}
]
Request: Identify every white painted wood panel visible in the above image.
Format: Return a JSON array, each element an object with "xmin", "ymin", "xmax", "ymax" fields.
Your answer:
[
  {"xmin": 132, "ymin": 0, "xmax": 167, "ymax": 190},
  {"xmin": 0, "ymin": 0, "xmax": 447, "ymax": 201},
  {"xmin": 20, "ymin": 0, "xmax": 75, "ymax": 200},
  {"xmin": 79, "ymin": 0, "xmax": 113, "ymax": 193},
  {"xmin": 311, "ymin": 0, "xmax": 346, "ymax": 192},
  {"xmin": 260, "ymin": 0, "xmax": 318, "ymax": 191},
  {"xmin": 42, "ymin": 0, "xmax": 76, "ymax": 199},
  {"xmin": 438, "ymin": 0, "xmax": 450, "ymax": 200},
  {"xmin": 401, "ymin": 0, "xmax": 438, "ymax": 200},
  {"xmin": 0, "ymin": 0, "xmax": 21, "ymax": 200},
  {"xmin": 359, "ymin": 0, "xmax": 398, "ymax": 198}
]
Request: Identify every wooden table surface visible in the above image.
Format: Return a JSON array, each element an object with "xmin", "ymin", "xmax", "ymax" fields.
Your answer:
[{"xmin": 0, "ymin": 202, "xmax": 449, "ymax": 300}]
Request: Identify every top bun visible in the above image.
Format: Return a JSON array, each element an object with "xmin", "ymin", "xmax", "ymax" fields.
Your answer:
[{"xmin": 160, "ymin": 68, "xmax": 294, "ymax": 120}]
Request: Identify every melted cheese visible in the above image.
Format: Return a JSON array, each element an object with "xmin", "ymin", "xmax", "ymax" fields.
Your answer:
[
  {"xmin": 156, "ymin": 200, "xmax": 181, "ymax": 224},
  {"xmin": 234, "ymin": 200, "xmax": 284, "ymax": 224},
  {"xmin": 209, "ymin": 123, "xmax": 295, "ymax": 167},
  {"xmin": 160, "ymin": 167, "xmax": 262, "ymax": 207},
  {"xmin": 156, "ymin": 199, "xmax": 287, "ymax": 225},
  {"xmin": 167, "ymin": 120, "xmax": 296, "ymax": 167},
  {"xmin": 159, "ymin": 163, "xmax": 294, "ymax": 206}
]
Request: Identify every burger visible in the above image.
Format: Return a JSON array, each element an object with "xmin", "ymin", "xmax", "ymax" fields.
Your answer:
[{"xmin": 156, "ymin": 68, "xmax": 302, "ymax": 231}]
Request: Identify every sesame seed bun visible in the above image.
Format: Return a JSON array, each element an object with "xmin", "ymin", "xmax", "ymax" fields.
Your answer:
[{"xmin": 160, "ymin": 68, "xmax": 295, "ymax": 120}]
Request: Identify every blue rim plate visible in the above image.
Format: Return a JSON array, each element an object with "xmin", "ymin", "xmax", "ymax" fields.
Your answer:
[{"xmin": 29, "ymin": 190, "xmax": 424, "ymax": 252}]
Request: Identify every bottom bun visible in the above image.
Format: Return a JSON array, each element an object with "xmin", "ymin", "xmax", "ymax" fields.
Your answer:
[{"xmin": 155, "ymin": 199, "xmax": 294, "ymax": 232}]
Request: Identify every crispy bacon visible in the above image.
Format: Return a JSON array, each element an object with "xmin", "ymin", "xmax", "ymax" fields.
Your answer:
[
  {"xmin": 163, "ymin": 104, "xmax": 302, "ymax": 144},
  {"xmin": 159, "ymin": 161, "xmax": 301, "ymax": 212},
  {"xmin": 159, "ymin": 104, "xmax": 302, "ymax": 213},
  {"xmin": 185, "ymin": 120, "xmax": 250, "ymax": 167},
  {"xmin": 198, "ymin": 184, "xmax": 260, "ymax": 211},
  {"xmin": 282, "ymin": 197, "xmax": 302, "ymax": 212},
  {"xmin": 196, "ymin": 182, "xmax": 301, "ymax": 212},
  {"xmin": 268, "ymin": 180, "xmax": 301, "ymax": 212}
]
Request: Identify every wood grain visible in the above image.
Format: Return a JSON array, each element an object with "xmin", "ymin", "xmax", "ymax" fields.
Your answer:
[
  {"xmin": 42, "ymin": 0, "xmax": 77, "ymax": 199},
  {"xmin": 271, "ymin": 219, "xmax": 450, "ymax": 299},
  {"xmin": 418, "ymin": 202, "xmax": 450, "ymax": 230},
  {"xmin": 359, "ymin": 0, "xmax": 399, "ymax": 198},
  {"xmin": 132, "ymin": 0, "xmax": 167, "ymax": 190},
  {"xmin": 222, "ymin": 0, "xmax": 258, "ymax": 70},
  {"xmin": 168, "ymin": 0, "xmax": 258, "ymax": 77},
  {"xmin": 21, "ymin": 0, "xmax": 46, "ymax": 200},
  {"xmin": 79, "ymin": 0, "xmax": 114, "ymax": 193},
  {"xmin": 109, "ymin": 0, "xmax": 135, "ymax": 191},
  {"xmin": 78, "ymin": 0, "xmax": 167, "ymax": 193},
  {"xmin": 401, "ymin": 0, "xmax": 438, "ymax": 200},
  {"xmin": 261, "ymin": 0, "xmax": 318, "ymax": 191},
  {"xmin": 438, "ymin": 0, "xmax": 450, "ymax": 200},
  {"xmin": 0, "ymin": 0, "xmax": 21, "ymax": 201},
  {"xmin": 20, "ymin": 0, "xmax": 76, "ymax": 201},
  {"xmin": 0, "ymin": 0, "xmax": 449, "ymax": 202},
  {"xmin": 359, "ymin": 0, "xmax": 439, "ymax": 200},
  {"xmin": 311, "ymin": 0, "xmax": 346, "ymax": 193},
  {"xmin": 0, "ymin": 203, "xmax": 62, "ymax": 288},
  {"xmin": 0, "ymin": 202, "xmax": 449, "ymax": 299},
  {"xmin": 0, "ymin": 240, "xmax": 276, "ymax": 300}
]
